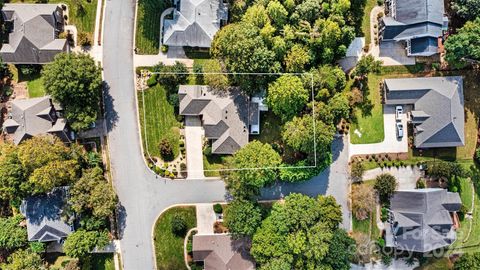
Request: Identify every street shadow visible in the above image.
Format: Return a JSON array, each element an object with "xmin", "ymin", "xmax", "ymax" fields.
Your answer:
[
  {"xmin": 116, "ymin": 203, "xmax": 127, "ymax": 239},
  {"xmin": 260, "ymin": 137, "xmax": 346, "ymax": 200},
  {"xmin": 103, "ymin": 82, "xmax": 119, "ymax": 132}
]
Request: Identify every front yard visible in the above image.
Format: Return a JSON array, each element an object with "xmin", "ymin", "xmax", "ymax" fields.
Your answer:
[
  {"xmin": 153, "ymin": 206, "xmax": 196, "ymax": 270},
  {"xmin": 135, "ymin": 0, "xmax": 172, "ymax": 54},
  {"xmin": 138, "ymin": 83, "xmax": 181, "ymax": 158}
]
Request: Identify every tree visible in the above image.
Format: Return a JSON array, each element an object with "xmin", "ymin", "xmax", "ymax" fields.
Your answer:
[
  {"xmin": 171, "ymin": 213, "xmax": 187, "ymax": 236},
  {"xmin": 374, "ymin": 173, "xmax": 398, "ymax": 203},
  {"xmin": 224, "ymin": 199, "xmax": 262, "ymax": 238},
  {"xmin": 282, "ymin": 115, "xmax": 335, "ymax": 156},
  {"xmin": 203, "ymin": 59, "xmax": 229, "ymax": 91},
  {"xmin": 0, "ymin": 144, "xmax": 26, "ymax": 201},
  {"xmin": 353, "ymin": 55, "xmax": 382, "ymax": 78},
  {"xmin": 69, "ymin": 167, "xmax": 117, "ymax": 219},
  {"xmin": 42, "ymin": 53, "xmax": 102, "ymax": 131},
  {"xmin": 427, "ymin": 161, "xmax": 465, "ymax": 179},
  {"xmin": 266, "ymin": 0, "xmax": 288, "ymax": 26},
  {"xmin": 159, "ymin": 138, "xmax": 174, "ymax": 161},
  {"xmin": 306, "ymin": 65, "xmax": 346, "ymax": 99},
  {"xmin": 224, "ymin": 141, "xmax": 282, "ymax": 199},
  {"xmin": 28, "ymin": 159, "xmax": 79, "ymax": 194},
  {"xmin": 452, "ymin": 0, "xmax": 480, "ymax": 21},
  {"xmin": 454, "ymin": 252, "xmax": 480, "ymax": 270},
  {"xmin": 323, "ymin": 229, "xmax": 356, "ymax": 270},
  {"xmin": 445, "ymin": 18, "xmax": 480, "ymax": 68},
  {"xmin": 211, "ymin": 23, "xmax": 279, "ymax": 74},
  {"xmin": 350, "ymin": 184, "xmax": 376, "ymax": 220},
  {"xmin": 63, "ymin": 230, "xmax": 109, "ymax": 258},
  {"xmin": 0, "ymin": 215, "xmax": 27, "ymax": 250},
  {"xmin": 284, "ymin": 44, "xmax": 311, "ymax": 72},
  {"xmin": 250, "ymin": 193, "xmax": 350, "ymax": 269},
  {"xmin": 267, "ymin": 75, "xmax": 309, "ymax": 121},
  {"xmin": 350, "ymin": 161, "xmax": 365, "ymax": 181},
  {"xmin": 153, "ymin": 61, "xmax": 189, "ymax": 93},
  {"xmin": 2, "ymin": 249, "xmax": 45, "ymax": 270}
]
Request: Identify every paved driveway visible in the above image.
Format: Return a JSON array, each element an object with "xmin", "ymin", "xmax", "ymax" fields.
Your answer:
[
  {"xmin": 262, "ymin": 136, "xmax": 351, "ymax": 230},
  {"xmin": 350, "ymin": 105, "xmax": 408, "ymax": 157},
  {"xmin": 184, "ymin": 117, "xmax": 205, "ymax": 179},
  {"xmin": 363, "ymin": 167, "xmax": 423, "ymax": 189},
  {"xmin": 196, "ymin": 204, "xmax": 216, "ymax": 235}
]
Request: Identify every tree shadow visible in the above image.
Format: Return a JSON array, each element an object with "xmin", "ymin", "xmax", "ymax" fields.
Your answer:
[
  {"xmin": 103, "ymin": 82, "xmax": 119, "ymax": 132},
  {"xmin": 116, "ymin": 203, "xmax": 127, "ymax": 239}
]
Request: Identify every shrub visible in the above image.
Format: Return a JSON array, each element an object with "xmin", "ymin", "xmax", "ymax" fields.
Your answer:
[
  {"xmin": 171, "ymin": 214, "xmax": 187, "ymax": 236},
  {"xmin": 159, "ymin": 138, "xmax": 174, "ymax": 161},
  {"xmin": 416, "ymin": 178, "xmax": 426, "ymax": 189},
  {"xmin": 19, "ymin": 64, "xmax": 40, "ymax": 76},
  {"xmin": 475, "ymin": 147, "xmax": 480, "ymax": 163},
  {"xmin": 350, "ymin": 161, "xmax": 365, "ymax": 181},
  {"xmin": 377, "ymin": 12, "xmax": 384, "ymax": 19},
  {"xmin": 161, "ymin": 45, "xmax": 169, "ymax": 53},
  {"xmin": 431, "ymin": 62, "xmax": 440, "ymax": 70},
  {"xmin": 377, "ymin": 238, "xmax": 385, "ymax": 248},
  {"xmin": 213, "ymin": 203, "xmax": 223, "ymax": 214},
  {"xmin": 147, "ymin": 74, "xmax": 158, "ymax": 87},
  {"xmin": 374, "ymin": 173, "xmax": 398, "ymax": 203},
  {"xmin": 77, "ymin": 31, "xmax": 92, "ymax": 46},
  {"xmin": 458, "ymin": 204, "xmax": 468, "ymax": 221},
  {"xmin": 381, "ymin": 207, "xmax": 388, "ymax": 222},
  {"xmin": 168, "ymin": 93, "xmax": 179, "ymax": 107},
  {"xmin": 377, "ymin": 0, "xmax": 384, "ymax": 5},
  {"xmin": 203, "ymin": 146, "xmax": 212, "ymax": 156}
]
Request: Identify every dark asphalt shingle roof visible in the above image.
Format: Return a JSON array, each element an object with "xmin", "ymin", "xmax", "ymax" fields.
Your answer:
[
  {"xmin": 384, "ymin": 76, "xmax": 464, "ymax": 148},
  {"xmin": 20, "ymin": 186, "xmax": 73, "ymax": 242},
  {"xmin": 179, "ymin": 85, "xmax": 257, "ymax": 154},
  {"xmin": 0, "ymin": 4, "xmax": 67, "ymax": 64},
  {"xmin": 387, "ymin": 189, "xmax": 461, "ymax": 252}
]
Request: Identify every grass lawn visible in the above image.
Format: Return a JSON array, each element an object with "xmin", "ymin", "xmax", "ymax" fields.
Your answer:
[
  {"xmin": 360, "ymin": 0, "xmax": 378, "ymax": 44},
  {"xmin": 26, "ymin": 75, "xmax": 45, "ymax": 98},
  {"xmin": 135, "ymin": 0, "xmax": 172, "ymax": 54},
  {"xmin": 415, "ymin": 257, "xmax": 453, "ymax": 270},
  {"xmin": 138, "ymin": 84, "xmax": 181, "ymax": 157},
  {"xmin": 250, "ymin": 111, "xmax": 283, "ymax": 145},
  {"xmin": 352, "ymin": 181, "xmax": 380, "ymax": 240},
  {"xmin": 204, "ymin": 154, "xmax": 225, "ymax": 177},
  {"xmin": 153, "ymin": 206, "xmax": 196, "ymax": 270},
  {"xmin": 459, "ymin": 177, "xmax": 473, "ymax": 212},
  {"xmin": 10, "ymin": 0, "xmax": 98, "ymax": 34}
]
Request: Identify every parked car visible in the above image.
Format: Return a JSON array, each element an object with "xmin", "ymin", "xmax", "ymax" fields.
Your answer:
[
  {"xmin": 396, "ymin": 122, "xmax": 404, "ymax": 138},
  {"xmin": 395, "ymin": 106, "xmax": 403, "ymax": 121}
]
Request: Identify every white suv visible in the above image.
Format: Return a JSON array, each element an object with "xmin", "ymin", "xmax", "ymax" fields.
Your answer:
[{"xmin": 395, "ymin": 106, "xmax": 403, "ymax": 121}]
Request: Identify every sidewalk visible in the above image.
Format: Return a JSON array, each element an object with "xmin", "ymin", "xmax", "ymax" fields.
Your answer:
[{"xmin": 134, "ymin": 48, "xmax": 194, "ymax": 67}]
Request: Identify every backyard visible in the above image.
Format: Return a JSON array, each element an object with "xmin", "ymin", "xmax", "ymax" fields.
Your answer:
[
  {"xmin": 153, "ymin": 206, "xmax": 196, "ymax": 270},
  {"xmin": 10, "ymin": 0, "xmax": 98, "ymax": 34},
  {"xmin": 138, "ymin": 83, "xmax": 181, "ymax": 157},
  {"xmin": 359, "ymin": 0, "xmax": 378, "ymax": 45},
  {"xmin": 135, "ymin": 0, "xmax": 172, "ymax": 54}
]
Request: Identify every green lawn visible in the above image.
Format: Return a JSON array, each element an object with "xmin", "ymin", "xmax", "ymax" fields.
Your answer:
[
  {"xmin": 203, "ymin": 155, "xmax": 225, "ymax": 177},
  {"xmin": 135, "ymin": 0, "xmax": 172, "ymax": 54},
  {"xmin": 85, "ymin": 254, "xmax": 115, "ymax": 270},
  {"xmin": 250, "ymin": 111, "xmax": 283, "ymax": 145},
  {"xmin": 459, "ymin": 177, "xmax": 473, "ymax": 212},
  {"xmin": 10, "ymin": 0, "xmax": 98, "ymax": 34},
  {"xmin": 415, "ymin": 257, "xmax": 453, "ymax": 270},
  {"xmin": 153, "ymin": 206, "xmax": 196, "ymax": 270},
  {"xmin": 26, "ymin": 75, "xmax": 45, "ymax": 98},
  {"xmin": 349, "ymin": 74, "xmax": 384, "ymax": 144},
  {"xmin": 138, "ymin": 84, "xmax": 181, "ymax": 157},
  {"xmin": 360, "ymin": 0, "xmax": 378, "ymax": 45}
]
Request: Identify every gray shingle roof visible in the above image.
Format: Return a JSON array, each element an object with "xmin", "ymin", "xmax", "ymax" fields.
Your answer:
[
  {"xmin": 163, "ymin": 0, "xmax": 228, "ymax": 47},
  {"xmin": 2, "ymin": 96, "xmax": 70, "ymax": 145},
  {"xmin": 387, "ymin": 189, "xmax": 461, "ymax": 252},
  {"xmin": 20, "ymin": 186, "xmax": 73, "ymax": 242},
  {"xmin": 0, "ymin": 4, "xmax": 67, "ymax": 64},
  {"xmin": 381, "ymin": 0, "xmax": 444, "ymax": 55},
  {"xmin": 193, "ymin": 235, "xmax": 255, "ymax": 270},
  {"xmin": 179, "ymin": 85, "xmax": 257, "ymax": 154},
  {"xmin": 384, "ymin": 76, "xmax": 464, "ymax": 148}
]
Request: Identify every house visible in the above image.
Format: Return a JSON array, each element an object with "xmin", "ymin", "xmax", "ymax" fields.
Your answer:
[
  {"xmin": 178, "ymin": 85, "xmax": 267, "ymax": 154},
  {"xmin": 0, "ymin": 4, "xmax": 67, "ymax": 64},
  {"xmin": 2, "ymin": 96, "xmax": 73, "ymax": 145},
  {"xmin": 385, "ymin": 189, "xmax": 462, "ymax": 252},
  {"xmin": 20, "ymin": 187, "xmax": 73, "ymax": 242},
  {"xmin": 162, "ymin": 0, "xmax": 228, "ymax": 48},
  {"xmin": 380, "ymin": 0, "xmax": 448, "ymax": 56},
  {"xmin": 192, "ymin": 234, "xmax": 255, "ymax": 270},
  {"xmin": 383, "ymin": 76, "xmax": 464, "ymax": 148}
]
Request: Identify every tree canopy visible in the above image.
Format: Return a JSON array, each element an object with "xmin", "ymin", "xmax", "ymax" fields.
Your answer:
[
  {"xmin": 224, "ymin": 199, "xmax": 263, "ymax": 238},
  {"xmin": 454, "ymin": 253, "xmax": 480, "ymax": 270},
  {"xmin": 42, "ymin": 53, "xmax": 102, "ymax": 131},
  {"xmin": 250, "ymin": 193, "xmax": 352, "ymax": 269},
  {"xmin": 1, "ymin": 249, "xmax": 45, "ymax": 270},
  {"xmin": 225, "ymin": 141, "xmax": 282, "ymax": 199},
  {"xmin": 374, "ymin": 173, "xmax": 398, "ymax": 203},
  {"xmin": 63, "ymin": 230, "xmax": 110, "ymax": 258},
  {"xmin": 445, "ymin": 18, "xmax": 480, "ymax": 68},
  {"xmin": 267, "ymin": 75, "xmax": 309, "ymax": 121},
  {"xmin": 0, "ymin": 215, "xmax": 27, "ymax": 250},
  {"xmin": 452, "ymin": 0, "xmax": 480, "ymax": 21}
]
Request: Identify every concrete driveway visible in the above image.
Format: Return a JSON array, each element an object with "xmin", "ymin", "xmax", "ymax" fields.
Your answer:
[
  {"xmin": 350, "ymin": 105, "xmax": 408, "ymax": 157},
  {"xmin": 184, "ymin": 116, "xmax": 205, "ymax": 179},
  {"xmin": 363, "ymin": 167, "xmax": 423, "ymax": 189},
  {"xmin": 196, "ymin": 204, "xmax": 216, "ymax": 235}
]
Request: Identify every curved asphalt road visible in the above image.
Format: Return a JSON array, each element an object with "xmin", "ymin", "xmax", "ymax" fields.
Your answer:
[{"xmin": 102, "ymin": 1, "xmax": 350, "ymax": 269}]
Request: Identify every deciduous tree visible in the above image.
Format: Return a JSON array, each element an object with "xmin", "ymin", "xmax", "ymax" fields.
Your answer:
[
  {"xmin": 284, "ymin": 44, "xmax": 311, "ymax": 72},
  {"xmin": 353, "ymin": 55, "xmax": 382, "ymax": 78},
  {"xmin": 0, "ymin": 215, "xmax": 27, "ymax": 250},
  {"xmin": 282, "ymin": 115, "xmax": 335, "ymax": 155},
  {"xmin": 374, "ymin": 173, "xmax": 398, "ymax": 203},
  {"xmin": 350, "ymin": 184, "xmax": 376, "ymax": 220},
  {"xmin": 42, "ymin": 53, "xmax": 102, "ymax": 131},
  {"xmin": 224, "ymin": 199, "xmax": 262, "ymax": 238},
  {"xmin": 63, "ymin": 230, "xmax": 109, "ymax": 258},
  {"xmin": 452, "ymin": 0, "xmax": 480, "ymax": 21},
  {"xmin": 267, "ymin": 75, "xmax": 309, "ymax": 121},
  {"xmin": 444, "ymin": 18, "xmax": 480, "ymax": 68},
  {"xmin": 2, "ymin": 249, "xmax": 44, "ymax": 270}
]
